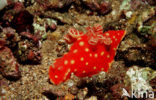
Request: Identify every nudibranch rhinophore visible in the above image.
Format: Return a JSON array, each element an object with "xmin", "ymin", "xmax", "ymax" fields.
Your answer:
[{"xmin": 49, "ymin": 24, "xmax": 126, "ymax": 85}]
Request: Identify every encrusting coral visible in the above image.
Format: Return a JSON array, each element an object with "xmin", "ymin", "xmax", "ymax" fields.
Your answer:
[{"xmin": 49, "ymin": 24, "xmax": 126, "ymax": 85}]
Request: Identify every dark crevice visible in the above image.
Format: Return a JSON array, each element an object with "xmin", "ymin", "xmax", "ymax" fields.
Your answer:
[
  {"xmin": 10, "ymin": 10, "xmax": 34, "ymax": 33},
  {"xmin": 42, "ymin": 91, "xmax": 57, "ymax": 100}
]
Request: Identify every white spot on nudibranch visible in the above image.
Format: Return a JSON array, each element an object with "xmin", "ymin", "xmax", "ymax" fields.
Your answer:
[
  {"xmin": 85, "ymin": 62, "xmax": 89, "ymax": 65},
  {"xmin": 80, "ymin": 57, "xmax": 84, "ymax": 61},
  {"xmin": 64, "ymin": 60, "xmax": 68, "ymax": 65},
  {"xmin": 83, "ymin": 71, "xmax": 86, "ymax": 73},
  {"xmin": 58, "ymin": 67, "xmax": 61, "ymax": 70},
  {"xmin": 101, "ymin": 52, "xmax": 104, "ymax": 56},
  {"xmin": 93, "ymin": 66, "xmax": 96, "ymax": 70},
  {"xmin": 113, "ymin": 36, "xmax": 115, "ymax": 39},
  {"xmin": 107, "ymin": 55, "xmax": 110, "ymax": 58},
  {"xmin": 106, "ymin": 33, "xmax": 110, "ymax": 36},
  {"xmin": 89, "ymin": 53, "xmax": 92, "ymax": 57},
  {"xmin": 55, "ymin": 75, "xmax": 58, "ymax": 78},
  {"xmin": 70, "ymin": 60, "xmax": 75, "ymax": 64},
  {"xmin": 79, "ymin": 41, "xmax": 84, "ymax": 46},
  {"xmin": 94, "ymin": 54, "xmax": 98, "ymax": 58},
  {"xmin": 74, "ymin": 69, "xmax": 77, "ymax": 72},
  {"xmin": 101, "ymin": 68, "xmax": 104, "ymax": 71},
  {"xmin": 78, "ymin": 38, "xmax": 81, "ymax": 40},
  {"xmin": 73, "ymin": 49, "xmax": 78, "ymax": 53},
  {"xmin": 85, "ymin": 48, "xmax": 89, "ymax": 52}
]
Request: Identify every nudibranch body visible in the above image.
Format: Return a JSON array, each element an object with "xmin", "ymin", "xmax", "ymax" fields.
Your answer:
[{"xmin": 49, "ymin": 25, "xmax": 126, "ymax": 85}]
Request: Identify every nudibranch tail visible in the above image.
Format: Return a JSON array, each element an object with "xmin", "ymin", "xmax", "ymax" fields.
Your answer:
[{"xmin": 49, "ymin": 57, "xmax": 72, "ymax": 85}]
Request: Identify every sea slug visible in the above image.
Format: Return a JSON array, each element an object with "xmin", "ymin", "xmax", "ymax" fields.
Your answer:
[{"xmin": 49, "ymin": 24, "xmax": 126, "ymax": 85}]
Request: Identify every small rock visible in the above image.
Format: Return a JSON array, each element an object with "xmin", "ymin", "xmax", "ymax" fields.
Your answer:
[
  {"xmin": 13, "ymin": 2, "xmax": 25, "ymax": 13},
  {"xmin": 125, "ymin": 49, "xmax": 142, "ymax": 62},
  {"xmin": 82, "ymin": 0, "xmax": 112, "ymax": 15},
  {"xmin": 150, "ymin": 77, "xmax": 156, "ymax": 89},
  {"xmin": 0, "ymin": 38, "xmax": 6, "ymax": 49},
  {"xmin": 77, "ymin": 87, "xmax": 88, "ymax": 100},
  {"xmin": 27, "ymin": 50, "xmax": 35, "ymax": 60},
  {"xmin": 126, "ymin": 66, "xmax": 153, "ymax": 92},
  {"xmin": 145, "ymin": 0, "xmax": 156, "ymax": 5},
  {"xmin": 36, "ymin": 0, "xmax": 74, "ymax": 10},
  {"xmin": 1, "ymin": 27, "xmax": 21, "ymax": 47},
  {"xmin": 64, "ymin": 93, "xmax": 75, "ymax": 100},
  {"xmin": 69, "ymin": 86, "xmax": 78, "ymax": 95},
  {"xmin": 0, "ymin": 47, "xmax": 21, "ymax": 80},
  {"xmin": 20, "ymin": 32, "xmax": 39, "ymax": 43},
  {"xmin": 11, "ymin": 10, "xmax": 34, "ymax": 33},
  {"xmin": 85, "ymin": 96, "xmax": 97, "ymax": 100}
]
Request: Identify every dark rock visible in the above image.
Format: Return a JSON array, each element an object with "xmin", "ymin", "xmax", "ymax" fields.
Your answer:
[
  {"xmin": 11, "ymin": 10, "xmax": 34, "ymax": 33},
  {"xmin": 0, "ymin": 47, "xmax": 21, "ymax": 80},
  {"xmin": 125, "ymin": 49, "xmax": 142, "ymax": 62},
  {"xmin": 145, "ymin": 0, "xmax": 156, "ymax": 5},
  {"xmin": 46, "ymin": 23, "xmax": 57, "ymax": 31},
  {"xmin": 110, "ymin": 84, "xmax": 127, "ymax": 99},
  {"xmin": 56, "ymin": 41, "xmax": 69, "ymax": 57},
  {"xmin": 20, "ymin": 32, "xmax": 39, "ymax": 43},
  {"xmin": 42, "ymin": 91, "xmax": 57, "ymax": 100},
  {"xmin": 0, "ymin": 38, "xmax": 6, "ymax": 49},
  {"xmin": 76, "ymin": 88, "xmax": 88, "ymax": 100},
  {"xmin": 116, "ymin": 47, "xmax": 156, "ymax": 68},
  {"xmin": 27, "ymin": 50, "xmax": 35, "ymax": 60},
  {"xmin": 82, "ymin": 0, "xmax": 112, "ymax": 15},
  {"xmin": 0, "ymin": 79, "xmax": 8, "ymax": 87},
  {"xmin": 150, "ymin": 77, "xmax": 156, "ymax": 89},
  {"xmin": 14, "ymin": 39, "xmax": 41, "ymax": 64},
  {"xmin": 0, "ymin": 27, "xmax": 42, "ymax": 64},
  {"xmin": 1, "ymin": 27, "xmax": 20, "ymax": 49},
  {"xmin": 147, "ymin": 37, "xmax": 156, "ymax": 48},
  {"xmin": 69, "ymin": 86, "xmax": 78, "ymax": 95},
  {"xmin": 2, "ymin": 27, "xmax": 16, "ymax": 37},
  {"xmin": 36, "ymin": 0, "xmax": 74, "ymax": 11},
  {"xmin": 46, "ymin": 86, "xmax": 66, "ymax": 97},
  {"xmin": 23, "ymin": 0, "xmax": 35, "ymax": 7},
  {"xmin": 13, "ymin": 2, "xmax": 25, "ymax": 13},
  {"xmin": 130, "ymin": 0, "xmax": 147, "ymax": 10}
]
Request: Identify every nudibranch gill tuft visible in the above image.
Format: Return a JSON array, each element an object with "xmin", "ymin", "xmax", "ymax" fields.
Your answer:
[{"xmin": 49, "ymin": 24, "xmax": 126, "ymax": 85}]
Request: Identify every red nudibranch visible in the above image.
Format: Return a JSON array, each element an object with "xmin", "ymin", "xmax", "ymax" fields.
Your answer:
[{"xmin": 49, "ymin": 24, "xmax": 126, "ymax": 85}]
